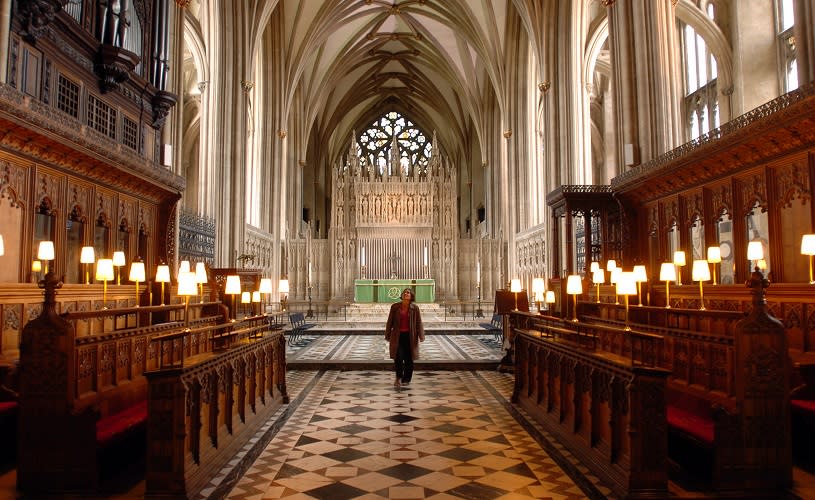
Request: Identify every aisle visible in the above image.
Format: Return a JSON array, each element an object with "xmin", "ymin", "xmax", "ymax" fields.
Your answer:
[{"xmin": 212, "ymin": 370, "xmax": 615, "ymax": 500}]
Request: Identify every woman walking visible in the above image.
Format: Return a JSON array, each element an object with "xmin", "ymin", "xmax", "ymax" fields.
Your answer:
[{"xmin": 385, "ymin": 288, "xmax": 424, "ymax": 387}]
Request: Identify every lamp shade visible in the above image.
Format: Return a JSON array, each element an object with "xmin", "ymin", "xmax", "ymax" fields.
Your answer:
[
  {"xmin": 252, "ymin": 291, "xmax": 261, "ymax": 303},
  {"xmin": 692, "ymin": 260, "xmax": 711, "ymax": 281},
  {"xmin": 112, "ymin": 251, "xmax": 126, "ymax": 267},
  {"xmin": 610, "ymin": 267, "xmax": 622, "ymax": 284},
  {"xmin": 80, "ymin": 246, "xmax": 96, "ymax": 264},
  {"xmin": 37, "ymin": 241, "xmax": 55, "ymax": 261},
  {"xmin": 177, "ymin": 271, "xmax": 198, "ymax": 296},
  {"xmin": 633, "ymin": 265, "xmax": 648, "ymax": 282},
  {"xmin": 802, "ymin": 235, "xmax": 815, "ymax": 255},
  {"xmin": 195, "ymin": 262, "xmax": 208, "ymax": 284},
  {"xmin": 593, "ymin": 269, "xmax": 605, "ymax": 284},
  {"xmin": 0, "ymin": 234, "xmax": 4, "ymax": 256},
  {"xmin": 259, "ymin": 278, "xmax": 273, "ymax": 293},
  {"xmin": 566, "ymin": 275, "xmax": 583, "ymax": 295},
  {"xmin": 225, "ymin": 275, "xmax": 242, "ymax": 295},
  {"xmin": 179, "ymin": 260, "xmax": 191, "ymax": 274},
  {"xmin": 747, "ymin": 241, "xmax": 764, "ymax": 260},
  {"xmin": 617, "ymin": 272, "xmax": 637, "ymax": 296},
  {"xmin": 510, "ymin": 279, "xmax": 522, "ymax": 293},
  {"xmin": 279, "ymin": 279, "xmax": 289, "ymax": 294},
  {"xmin": 707, "ymin": 246, "xmax": 722, "ymax": 263},
  {"xmin": 590, "ymin": 261, "xmax": 600, "ymax": 273},
  {"xmin": 545, "ymin": 290, "xmax": 556, "ymax": 303},
  {"xmin": 659, "ymin": 262, "xmax": 677, "ymax": 282},
  {"xmin": 95, "ymin": 258, "xmax": 114, "ymax": 281},
  {"xmin": 531, "ymin": 278, "xmax": 546, "ymax": 295},
  {"xmin": 606, "ymin": 259, "xmax": 617, "ymax": 271},
  {"xmin": 241, "ymin": 291, "xmax": 251, "ymax": 304},
  {"xmin": 31, "ymin": 260, "xmax": 42, "ymax": 272},
  {"xmin": 155, "ymin": 265, "xmax": 171, "ymax": 283},
  {"xmin": 128, "ymin": 261, "xmax": 146, "ymax": 282},
  {"xmin": 673, "ymin": 251, "xmax": 686, "ymax": 266}
]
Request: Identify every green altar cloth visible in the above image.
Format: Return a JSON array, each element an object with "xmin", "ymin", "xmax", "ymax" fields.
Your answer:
[{"xmin": 354, "ymin": 279, "xmax": 435, "ymax": 303}]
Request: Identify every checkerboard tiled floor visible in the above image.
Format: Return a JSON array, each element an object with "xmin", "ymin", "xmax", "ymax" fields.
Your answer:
[{"xmin": 218, "ymin": 370, "xmax": 616, "ymax": 500}]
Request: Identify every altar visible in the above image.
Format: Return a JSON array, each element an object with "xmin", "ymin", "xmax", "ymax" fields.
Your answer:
[{"xmin": 354, "ymin": 279, "xmax": 436, "ymax": 303}]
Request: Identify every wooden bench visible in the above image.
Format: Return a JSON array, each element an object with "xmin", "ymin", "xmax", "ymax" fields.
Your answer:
[
  {"xmin": 287, "ymin": 311, "xmax": 317, "ymax": 344},
  {"xmin": 16, "ymin": 274, "xmax": 233, "ymax": 494},
  {"xmin": 478, "ymin": 313, "xmax": 503, "ymax": 342}
]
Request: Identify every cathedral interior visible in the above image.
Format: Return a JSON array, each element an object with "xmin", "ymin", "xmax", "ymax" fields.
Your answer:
[{"xmin": 2, "ymin": 0, "xmax": 815, "ymax": 498}]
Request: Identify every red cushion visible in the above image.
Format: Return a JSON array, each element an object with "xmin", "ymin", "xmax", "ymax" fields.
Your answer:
[
  {"xmin": 96, "ymin": 400, "xmax": 148, "ymax": 448},
  {"xmin": 0, "ymin": 401, "xmax": 17, "ymax": 415},
  {"xmin": 667, "ymin": 405, "xmax": 714, "ymax": 445},
  {"xmin": 792, "ymin": 399, "xmax": 815, "ymax": 414}
]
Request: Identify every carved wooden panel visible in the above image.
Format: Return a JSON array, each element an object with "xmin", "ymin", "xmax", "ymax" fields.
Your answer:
[
  {"xmin": 0, "ymin": 155, "xmax": 29, "ymax": 205},
  {"xmin": 118, "ymin": 194, "xmax": 137, "ymax": 232},
  {"xmin": 683, "ymin": 190, "xmax": 704, "ymax": 225},
  {"xmin": 775, "ymin": 159, "xmax": 811, "ymax": 208},
  {"xmin": 95, "ymin": 187, "xmax": 116, "ymax": 228},
  {"xmin": 67, "ymin": 179, "xmax": 92, "ymax": 222},
  {"xmin": 34, "ymin": 165, "xmax": 65, "ymax": 213},
  {"xmin": 737, "ymin": 170, "xmax": 768, "ymax": 215},
  {"xmin": 710, "ymin": 182, "xmax": 732, "ymax": 218}
]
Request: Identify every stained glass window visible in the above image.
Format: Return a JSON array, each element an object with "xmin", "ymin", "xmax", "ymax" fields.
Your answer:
[{"xmin": 357, "ymin": 111, "xmax": 432, "ymax": 177}]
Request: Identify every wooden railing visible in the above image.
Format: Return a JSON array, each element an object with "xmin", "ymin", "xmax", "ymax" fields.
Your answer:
[
  {"xmin": 512, "ymin": 331, "xmax": 670, "ymax": 499},
  {"xmin": 145, "ymin": 327, "xmax": 287, "ymax": 498}
]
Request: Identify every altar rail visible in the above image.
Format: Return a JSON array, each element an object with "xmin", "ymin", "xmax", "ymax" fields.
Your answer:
[{"xmin": 511, "ymin": 330, "xmax": 670, "ymax": 499}]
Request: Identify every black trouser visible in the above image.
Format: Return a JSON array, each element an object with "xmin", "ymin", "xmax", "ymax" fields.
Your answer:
[{"xmin": 395, "ymin": 332, "xmax": 414, "ymax": 383}]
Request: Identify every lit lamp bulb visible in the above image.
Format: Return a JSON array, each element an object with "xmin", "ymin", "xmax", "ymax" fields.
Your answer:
[
  {"xmin": 155, "ymin": 264, "xmax": 171, "ymax": 305},
  {"xmin": 510, "ymin": 279, "xmax": 522, "ymax": 311},
  {"xmin": 128, "ymin": 261, "xmax": 146, "ymax": 307},
  {"xmin": 633, "ymin": 265, "xmax": 647, "ymax": 306},
  {"xmin": 224, "ymin": 275, "xmax": 242, "ymax": 320},
  {"xmin": 592, "ymin": 269, "xmax": 605, "ymax": 303},
  {"xmin": 241, "ymin": 291, "xmax": 251, "ymax": 318},
  {"xmin": 616, "ymin": 272, "xmax": 637, "ymax": 331},
  {"xmin": 747, "ymin": 241, "xmax": 764, "ymax": 272},
  {"xmin": 112, "ymin": 251, "xmax": 126, "ymax": 285},
  {"xmin": 659, "ymin": 262, "xmax": 677, "ymax": 309},
  {"xmin": 566, "ymin": 275, "xmax": 583, "ymax": 322},
  {"xmin": 802, "ymin": 234, "xmax": 815, "ymax": 284},
  {"xmin": 95, "ymin": 258, "xmax": 114, "ymax": 309},
  {"xmin": 195, "ymin": 262, "xmax": 208, "ymax": 303},
  {"xmin": 691, "ymin": 260, "xmax": 711, "ymax": 310},
  {"xmin": 545, "ymin": 290, "xmax": 556, "ymax": 307},
  {"xmin": 531, "ymin": 278, "xmax": 545, "ymax": 312},
  {"xmin": 37, "ymin": 241, "xmax": 55, "ymax": 275},
  {"xmin": 177, "ymin": 270, "xmax": 198, "ymax": 326},
  {"xmin": 80, "ymin": 246, "xmax": 95, "ymax": 285},
  {"xmin": 707, "ymin": 246, "xmax": 722, "ymax": 285},
  {"xmin": 673, "ymin": 251, "xmax": 686, "ymax": 286}
]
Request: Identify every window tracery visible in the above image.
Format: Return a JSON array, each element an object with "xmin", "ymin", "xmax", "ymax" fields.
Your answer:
[{"xmin": 357, "ymin": 112, "xmax": 432, "ymax": 177}]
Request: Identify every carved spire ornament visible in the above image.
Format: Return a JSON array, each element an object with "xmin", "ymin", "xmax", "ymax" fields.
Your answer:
[{"xmin": 17, "ymin": 0, "xmax": 68, "ymax": 42}]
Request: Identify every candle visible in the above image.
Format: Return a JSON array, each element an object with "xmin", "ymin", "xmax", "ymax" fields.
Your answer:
[
  {"xmin": 424, "ymin": 247, "xmax": 428, "ymax": 266},
  {"xmin": 361, "ymin": 247, "xmax": 365, "ymax": 266},
  {"xmin": 477, "ymin": 262, "xmax": 481, "ymax": 283},
  {"xmin": 308, "ymin": 262, "xmax": 312, "ymax": 283}
]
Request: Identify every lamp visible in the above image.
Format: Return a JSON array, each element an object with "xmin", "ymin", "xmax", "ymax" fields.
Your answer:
[
  {"xmin": 0, "ymin": 234, "xmax": 4, "ymax": 256},
  {"xmin": 616, "ymin": 271, "xmax": 637, "ymax": 331},
  {"xmin": 37, "ymin": 241, "xmax": 55, "ymax": 274},
  {"xmin": 673, "ymin": 251, "xmax": 686, "ymax": 286},
  {"xmin": 531, "ymin": 278, "xmax": 545, "ymax": 312},
  {"xmin": 95, "ymin": 258, "xmax": 114, "ymax": 309},
  {"xmin": 31, "ymin": 260, "xmax": 42, "ymax": 281},
  {"xmin": 224, "ymin": 275, "xmax": 242, "ymax": 320},
  {"xmin": 633, "ymin": 265, "xmax": 647, "ymax": 306},
  {"xmin": 177, "ymin": 270, "xmax": 198, "ymax": 325},
  {"xmin": 195, "ymin": 262, "xmax": 208, "ymax": 303},
  {"xmin": 610, "ymin": 267, "xmax": 622, "ymax": 305},
  {"xmin": 259, "ymin": 278, "xmax": 273, "ymax": 313},
  {"xmin": 707, "ymin": 246, "xmax": 722, "ymax": 285},
  {"xmin": 80, "ymin": 246, "xmax": 95, "ymax": 284},
  {"xmin": 566, "ymin": 275, "xmax": 582, "ymax": 322},
  {"xmin": 592, "ymin": 269, "xmax": 605, "ymax": 303},
  {"xmin": 747, "ymin": 241, "xmax": 764, "ymax": 273},
  {"xmin": 606, "ymin": 259, "xmax": 617, "ymax": 272},
  {"xmin": 241, "ymin": 291, "xmax": 251, "ymax": 318},
  {"xmin": 128, "ymin": 261, "xmax": 146, "ymax": 307},
  {"xmin": 659, "ymin": 262, "xmax": 677, "ymax": 309},
  {"xmin": 692, "ymin": 259, "xmax": 711, "ymax": 310},
  {"xmin": 510, "ymin": 279, "xmax": 522, "ymax": 311},
  {"xmin": 155, "ymin": 264, "xmax": 171, "ymax": 305},
  {"xmin": 802, "ymin": 235, "xmax": 815, "ymax": 284},
  {"xmin": 112, "ymin": 251, "xmax": 126, "ymax": 285},
  {"xmin": 545, "ymin": 290, "xmax": 556, "ymax": 307},
  {"xmin": 590, "ymin": 261, "xmax": 600, "ymax": 273},
  {"xmin": 279, "ymin": 278, "xmax": 289, "ymax": 311},
  {"xmin": 177, "ymin": 260, "xmax": 191, "ymax": 279}
]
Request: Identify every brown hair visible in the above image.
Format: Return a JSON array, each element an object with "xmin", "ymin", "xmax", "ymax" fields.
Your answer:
[{"xmin": 401, "ymin": 288, "xmax": 415, "ymax": 302}]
